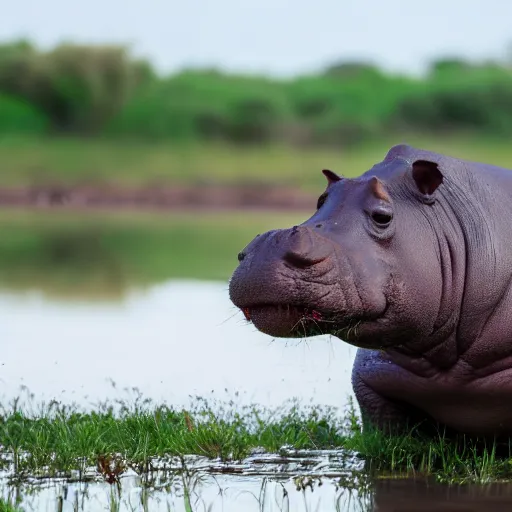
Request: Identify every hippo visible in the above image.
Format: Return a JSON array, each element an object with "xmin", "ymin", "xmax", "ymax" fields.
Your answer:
[{"xmin": 229, "ymin": 144, "xmax": 512, "ymax": 438}]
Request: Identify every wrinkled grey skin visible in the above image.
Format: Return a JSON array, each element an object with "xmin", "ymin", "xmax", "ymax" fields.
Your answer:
[{"xmin": 229, "ymin": 144, "xmax": 512, "ymax": 438}]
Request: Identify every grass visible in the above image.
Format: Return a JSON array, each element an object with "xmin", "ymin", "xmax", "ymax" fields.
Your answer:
[
  {"xmin": 0, "ymin": 209, "xmax": 306, "ymax": 297},
  {"xmin": 0, "ymin": 391, "xmax": 348, "ymax": 479},
  {"xmin": 0, "ymin": 501, "xmax": 22, "ymax": 512},
  {"xmin": 0, "ymin": 389, "xmax": 511, "ymax": 486},
  {"xmin": 2, "ymin": 135, "xmax": 512, "ymax": 189}
]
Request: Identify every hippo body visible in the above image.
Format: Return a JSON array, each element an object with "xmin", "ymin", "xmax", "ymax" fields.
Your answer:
[{"xmin": 229, "ymin": 144, "xmax": 512, "ymax": 437}]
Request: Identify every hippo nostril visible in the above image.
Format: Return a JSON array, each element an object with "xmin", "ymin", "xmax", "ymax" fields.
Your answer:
[
  {"xmin": 237, "ymin": 251, "xmax": 246, "ymax": 262},
  {"xmin": 282, "ymin": 226, "xmax": 331, "ymax": 268},
  {"xmin": 315, "ymin": 224, "xmax": 322, "ymax": 228},
  {"xmin": 284, "ymin": 251, "xmax": 327, "ymax": 268}
]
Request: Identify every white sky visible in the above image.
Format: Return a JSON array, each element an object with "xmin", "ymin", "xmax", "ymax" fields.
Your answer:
[{"xmin": 2, "ymin": 0, "xmax": 511, "ymax": 77}]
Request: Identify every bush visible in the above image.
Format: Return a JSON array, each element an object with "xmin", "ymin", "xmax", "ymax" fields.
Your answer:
[
  {"xmin": 0, "ymin": 94, "xmax": 49, "ymax": 135},
  {"xmin": 0, "ymin": 40, "xmax": 154, "ymax": 134},
  {"xmin": 107, "ymin": 70, "xmax": 293, "ymax": 144},
  {"xmin": 394, "ymin": 66, "xmax": 512, "ymax": 134},
  {"xmin": 2, "ymin": 39, "xmax": 512, "ymax": 145},
  {"xmin": 286, "ymin": 73, "xmax": 412, "ymax": 145}
]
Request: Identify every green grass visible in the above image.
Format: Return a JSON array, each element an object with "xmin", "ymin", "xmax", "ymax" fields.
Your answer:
[
  {"xmin": 0, "ymin": 390, "xmax": 511, "ymax": 486},
  {"xmin": 2, "ymin": 135, "xmax": 512, "ymax": 189},
  {"xmin": 0, "ymin": 501, "xmax": 22, "ymax": 512},
  {"xmin": 0, "ymin": 391, "xmax": 348, "ymax": 480},
  {"xmin": 0, "ymin": 209, "xmax": 306, "ymax": 297}
]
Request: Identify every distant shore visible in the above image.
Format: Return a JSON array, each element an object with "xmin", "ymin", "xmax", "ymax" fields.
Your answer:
[
  {"xmin": 1, "ymin": 135, "xmax": 511, "ymax": 212},
  {"xmin": 0, "ymin": 184, "xmax": 316, "ymax": 212}
]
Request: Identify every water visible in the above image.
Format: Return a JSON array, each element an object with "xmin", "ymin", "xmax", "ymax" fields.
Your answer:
[
  {"xmin": 3, "ymin": 471, "xmax": 371, "ymax": 512},
  {"xmin": 0, "ymin": 279, "xmax": 358, "ymax": 411}
]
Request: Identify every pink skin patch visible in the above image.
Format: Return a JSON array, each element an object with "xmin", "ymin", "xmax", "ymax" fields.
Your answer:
[{"xmin": 311, "ymin": 310, "xmax": 323, "ymax": 321}]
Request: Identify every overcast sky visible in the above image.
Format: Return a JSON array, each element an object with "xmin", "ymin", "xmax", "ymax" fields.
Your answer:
[{"xmin": 2, "ymin": 0, "xmax": 510, "ymax": 77}]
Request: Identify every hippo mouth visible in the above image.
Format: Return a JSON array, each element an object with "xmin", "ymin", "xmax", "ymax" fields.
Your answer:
[{"xmin": 240, "ymin": 303, "xmax": 339, "ymax": 338}]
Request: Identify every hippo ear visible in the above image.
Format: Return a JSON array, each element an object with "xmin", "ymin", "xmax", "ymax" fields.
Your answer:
[
  {"xmin": 322, "ymin": 169, "xmax": 342, "ymax": 187},
  {"xmin": 411, "ymin": 160, "xmax": 443, "ymax": 196}
]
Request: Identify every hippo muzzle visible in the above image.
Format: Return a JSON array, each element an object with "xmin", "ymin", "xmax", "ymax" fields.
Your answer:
[{"xmin": 229, "ymin": 223, "xmax": 388, "ymax": 340}]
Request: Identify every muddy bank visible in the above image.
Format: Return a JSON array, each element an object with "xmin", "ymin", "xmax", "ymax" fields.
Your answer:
[{"xmin": 0, "ymin": 184, "xmax": 317, "ymax": 211}]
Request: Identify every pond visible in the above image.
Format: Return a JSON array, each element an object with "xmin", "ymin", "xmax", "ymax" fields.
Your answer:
[
  {"xmin": 1, "ymin": 278, "xmax": 357, "ymax": 415},
  {"xmin": 1, "ymin": 210, "xmax": 512, "ymax": 511}
]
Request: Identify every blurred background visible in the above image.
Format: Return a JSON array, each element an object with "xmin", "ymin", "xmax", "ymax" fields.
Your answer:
[{"xmin": 1, "ymin": 0, "xmax": 512, "ymax": 408}]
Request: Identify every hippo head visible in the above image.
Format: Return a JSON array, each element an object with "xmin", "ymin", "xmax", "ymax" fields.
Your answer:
[{"xmin": 229, "ymin": 145, "xmax": 447, "ymax": 349}]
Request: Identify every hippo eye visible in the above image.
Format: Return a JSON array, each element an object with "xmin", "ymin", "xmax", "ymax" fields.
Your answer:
[
  {"xmin": 317, "ymin": 193, "xmax": 328, "ymax": 210},
  {"xmin": 371, "ymin": 209, "xmax": 393, "ymax": 227}
]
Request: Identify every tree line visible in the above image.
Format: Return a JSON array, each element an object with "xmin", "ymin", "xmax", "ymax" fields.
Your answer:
[{"xmin": 1, "ymin": 39, "xmax": 512, "ymax": 147}]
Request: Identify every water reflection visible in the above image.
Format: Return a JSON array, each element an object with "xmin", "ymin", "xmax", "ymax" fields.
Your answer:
[
  {"xmin": 5, "ymin": 470, "xmax": 512, "ymax": 511},
  {"xmin": 373, "ymin": 478, "xmax": 512, "ymax": 511},
  {"xmin": 0, "ymin": 278, "xmax": 358, "ymax": 411},
  {"xmin": 1, "ymin": 473, "xmax": 371, "ymax": 512},
  {"xmin": 0, "ymin": 449, "xmax": 373, "ymax": 511}
]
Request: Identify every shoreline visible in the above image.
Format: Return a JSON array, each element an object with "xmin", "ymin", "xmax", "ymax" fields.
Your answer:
[{"xmin": 0, "ymin": 184, "xmax": 316, "ymax": 212}]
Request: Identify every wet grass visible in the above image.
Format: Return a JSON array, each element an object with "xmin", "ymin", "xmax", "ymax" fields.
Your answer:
[
  {"xmin": 0, "ymin": 390, "xmax": 349, "ymax": 480},
  {"xmin": 348, "ymin": 424, "xmax": 512, "ymax": 485},
  {"xmin": 0, "ymin": 501, "xmax": 22, "ymax": 512},
  {"xmin": 1, "ymin": 135, "xmax": 512, "ymax": 189},
  {"xmin": 0, "ymin": 389, "xmax": 511, "ymax": 486}
]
